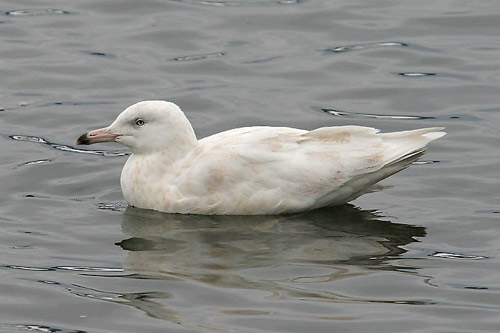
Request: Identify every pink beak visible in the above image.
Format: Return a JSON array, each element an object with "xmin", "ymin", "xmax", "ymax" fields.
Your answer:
[{"xmin": 76, "ymin": 127, "xmax": 118, "ymax": 145}]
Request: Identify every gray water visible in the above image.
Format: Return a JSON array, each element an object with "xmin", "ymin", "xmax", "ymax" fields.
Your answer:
[{"xmin": 1, "ymin": 0, "xmax": 499, "ymax": 332}]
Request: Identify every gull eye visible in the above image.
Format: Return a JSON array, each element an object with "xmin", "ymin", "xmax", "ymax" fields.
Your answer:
[{"xmin": 134, "ymin": 118, "xmax": 145, "ymax": 127}]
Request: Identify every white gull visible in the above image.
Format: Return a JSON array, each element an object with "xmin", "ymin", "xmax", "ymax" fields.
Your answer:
[{"xmin": 77, "ymin": 100, "xmax": 445, "ymax": 215}]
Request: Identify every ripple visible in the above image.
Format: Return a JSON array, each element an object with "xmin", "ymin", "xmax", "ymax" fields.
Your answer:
[
  {"xmin": 55, "ymin": 266, "xmax": 123, "ymax": 272},
  {"xmin": 70, "ymin": 196, "xmax": 95, "ymax": 202},
  {"xmin": 0, "ymin": 323, "xmax": 86, "ymax": 333},
  {"xmin": 322, "ymin": 41, "xmax": 408, "ymax": 54},
  {"xmin": 412, "ymin": 160, "xmax": 441, "ymax": 165},
  {"xmin": 22, "ymin": 194, "xmax": 52, "ymax": 200},
  {"xmin": 390, "ymin": 300, "xmax": 437, "ymax": 305},
  {"xmin": 316, "ymin": 107, "xmax": 435, "ymax": 120},
  {"xmin": 5, "ymin": 8, "xmax": 72, "ymax": 16},
  {"xmin": 38, "ymin": 280, "xmax": 121, "ymax": 301},
  {"xmin": 445, "ymin": 282, "xmax": 492, "ymax": 291},
  {"xmin": 9, "ymin": 135, "xmax": 129, "ymax": 157},
  {"xmin": 1, "ymin": 264, "xmax": 123, "ymax": 273},
  {"xmin": 17, "ymin": 230, "xmax": 47, "ymax": 236},
  {"xmin": 98, "ymin": 202, "xmax": 128, "ymax": 212},
  {"xmin": 14, "ymin": 159, "xmax": 52, "ymax": 169},
  {"xmin": 80, "ymin": 51, "xmax": 115, "ymax": 58},
  {"xmin": 475, "ymin": 209, "xmax": 500, "ymax": 214},
  {"xmin": 54, "ymin": 266, "xmax": 123, "ymax": 273},
  {"xmin": 430, "ymin": 251, "xmax": 488, "ymax": 260},
  {"xmin": 11, "ymin": 245, "xmax": 33, "ymax": 250},
  {"xmin": 397, "ymin": 72, "xmax": 437, "ymax": 77},
  {"xmin": 35, "ymin": 279, "xmax": 179, "ymax": 323},
  {"xmin": 463, "ymin": 286, "xmax": 489, "ymax": 290},
  {"xmin": 170, "ymin": 0, "xmax": 306, "ymax": 6},
  {"xmin": 2, "ymin": 264, "xmax": 53, "ymax": 271},
  {"xmin": 169, "ymin": 51, "xmax": 226, "ymax": 62}
]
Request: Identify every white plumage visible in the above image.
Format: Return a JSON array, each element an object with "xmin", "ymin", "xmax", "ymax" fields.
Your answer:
[{"xmin": 77, "ymin": 100, "xmax": 445, "ymax": 215}]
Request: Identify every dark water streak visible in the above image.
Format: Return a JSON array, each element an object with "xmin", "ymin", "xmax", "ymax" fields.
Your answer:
[{"xmin": 9, "ymin": 135, "xmax": 129, "ymax": 157}]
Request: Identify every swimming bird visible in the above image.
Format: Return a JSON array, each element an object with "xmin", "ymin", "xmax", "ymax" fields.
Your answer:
[{"xmin": 77, "ymin": 101, "xmax": 445, "ymax": 215}]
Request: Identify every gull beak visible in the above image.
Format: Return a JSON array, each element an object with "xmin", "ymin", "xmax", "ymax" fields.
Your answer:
[{"xmin": 76, "ymin": 127, "xmax": 118, "ymax": 145}]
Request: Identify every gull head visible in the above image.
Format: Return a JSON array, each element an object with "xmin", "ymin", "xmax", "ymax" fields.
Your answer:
[{"xmin": 76, "ymin": 100, "xmax": 197, "ymax": 155}]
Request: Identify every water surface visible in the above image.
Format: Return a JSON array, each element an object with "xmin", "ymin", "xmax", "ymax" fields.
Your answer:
[{"xmin": 1, "ymin": 0, "xmax": 499, "ymax": 332}]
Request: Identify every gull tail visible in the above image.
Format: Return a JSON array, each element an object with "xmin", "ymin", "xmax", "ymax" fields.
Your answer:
[
  {"xmin": 380, "ymin": 127, "xmax": 446, "ymax": 166},
  {"xmin": 338, "ymin": 127, "xmax": 446, "ymax": 204}
]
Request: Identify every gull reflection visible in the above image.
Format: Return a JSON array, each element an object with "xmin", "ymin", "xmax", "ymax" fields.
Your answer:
[{"xmin": 116, "ymin": 205, "xmax": 425, "ymax": 323}]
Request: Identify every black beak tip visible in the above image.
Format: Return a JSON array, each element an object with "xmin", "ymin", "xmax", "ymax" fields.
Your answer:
[{"xmin": 76, "ymin": 133, "xmax": 90, "ymax": 145}]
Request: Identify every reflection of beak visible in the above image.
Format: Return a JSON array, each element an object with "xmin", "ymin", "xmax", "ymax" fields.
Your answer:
[{"xmin": 76, "ymin": 127, "xmax": 118, "ymax": 145}]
